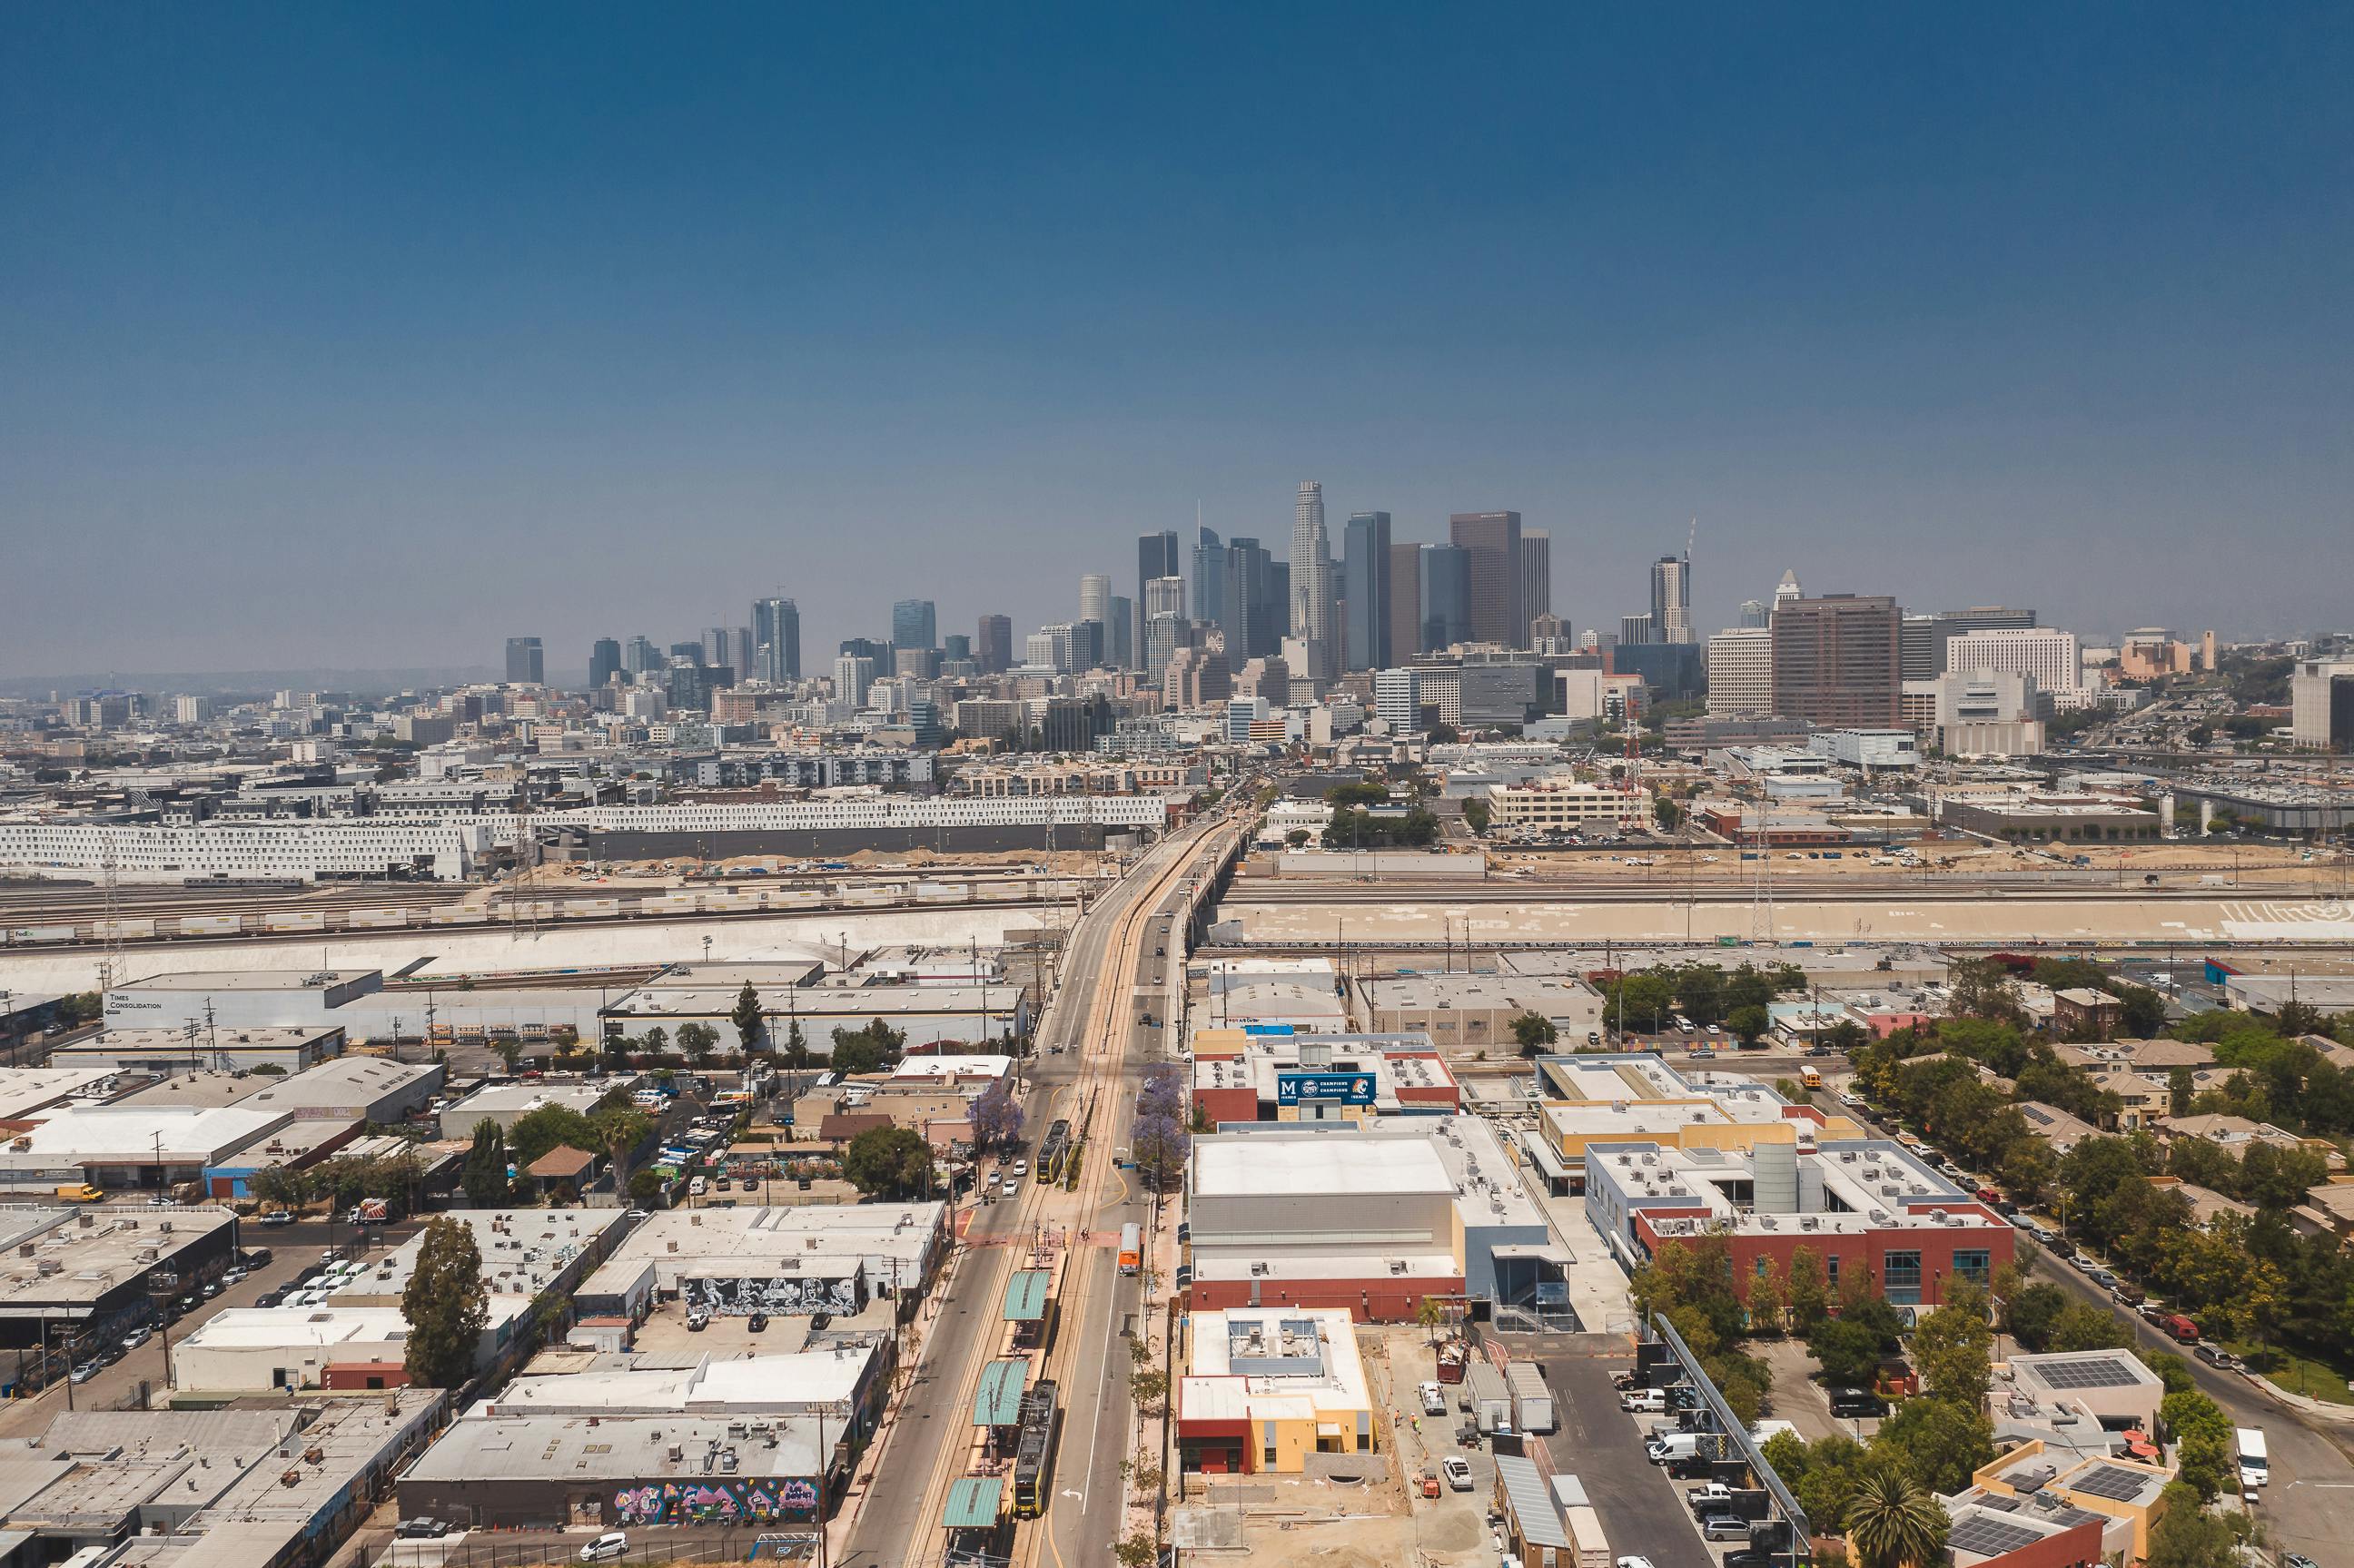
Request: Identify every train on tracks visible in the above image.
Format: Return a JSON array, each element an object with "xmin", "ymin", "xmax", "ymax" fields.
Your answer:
[
  {"xmin": 1034, "ymin": 1119, "xmax": 1073, "ymax": 1184},
  {"xmin": 1010, "ymin": 1378, "xmax": 1062, "ymax": 1519}
]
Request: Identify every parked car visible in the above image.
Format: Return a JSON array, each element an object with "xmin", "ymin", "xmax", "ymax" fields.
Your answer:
[
  {"xmin": 1827, "ymin": 1386, "xmax": 1888, "ymax": 1418},
  {"xmin": 397, "ymin": 1519, "xmax": 452, "ymax": 1540},
  {"xmin": 259, "ymin": 1210, "xmax": 296, "ymax": 1227},
  {"xmin": 1702, "ymin": 1515, "xmax": 1753, "ymax": 1542},
  {"xmin": 1419, "ymin": 1380, "xmax": 1447, "ymax": 1416},
  {"xmin": 1440, "ymin": 1456, "xmax": 1474, "ymax": 1491},
  {"xmin": 579, "ymin": 1533, "xmax": 629, "ymax": 1563},
  {"xmin": 686, "ymin": 1310, "xmax": 710, "ymax": 1332},
  {"xmin": 122, "ymin": 1327, "xmax": 152, "ymax": 1351},
  {"xmin": 70, "ymin": 1362, "xmax": 99, "ymax": 1384},
  {"xmin": 747, "ymin": 1313, "xmax": 769, "ymax": 1334},
  {"xmin": 1620, "ymin": 1389, "xmax": 1667, "ymax": 1414},
  {"xmin": 1726, "ymin": 1552, "xmax": 1775, "ymax": 1568}
]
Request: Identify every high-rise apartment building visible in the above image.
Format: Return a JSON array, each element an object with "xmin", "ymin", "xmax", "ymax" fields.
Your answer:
[
  {"xmin": 588, "ymin": 638, "xmax": 622, "ymax": 690},
  {"xmin": 1449, "ymin": 511, "xmax": 1523, "ymax": 648},
  {"xmin": 1771, "ymin": 595, "xmax": 1901, "ymax": 727},
  {"xmin": 1649, "ymin": 552, "xmax": 1693, "ymax": 645},
  {"xmin": 1705, "ymin": 627, "xmax": 1775, "ymax": 716},
  {"xmin": 505, "ymin": 636, "xmax": 544, "ymax": 685},
  {"xmin": 1930, "ymin": 607, "xmax": 2039, "ymax": 674},
  {"xmin": 752, "ymin": 597, "xmax": 801, "ymax": 683},
  {"xmin": 623, "ymin": 636, "xmax": 659, "ymax": 676},
  {"xmin": 1374, "ymin": 667, "xmax": 1424, "ymax": 734},
  {"xmin": 1342, "ymin": 511, "xmax": 1392, "ymax": 672},
  {"xmin": 1619, "ymin": 612, "xmax": 1655, "ymax": 648},
  {"xmin": 976, "ymin": 614, "xmax": 1014, "ymax": 675},
  {"xmin": 2290, "ymin": 658, "xmax": 2354, "ymax": 751},
  {"xmin": 833, "ymin": 654, "xmax": 877, "ymax": 707},
  {"xmin": 1519, "ymin": 530, "xmax": 1551, "ymax": 635},
  {"xmin": 1900, "ymin": 614, "xmax": 1939, "ymax": 683},
  {"xmin": 891, "ymin": 598, "xmax": 938, "ymax": 652},
  {"xmin": 1290, "ymin": 483, "xmax": 1338, "ymax": 680},
  {"xmin": 1944, "ymin": 627, "xmax": 2081, "ymax": 696},
  {"xmin": 1418, "ymin": 544, "xmax": 1472, "ymax": 653}
]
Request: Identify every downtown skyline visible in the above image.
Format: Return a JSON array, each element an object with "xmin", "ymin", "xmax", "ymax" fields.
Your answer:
[{"xmin": 5, "ymin": 5, "xmax": 2350, "ymax": 677}]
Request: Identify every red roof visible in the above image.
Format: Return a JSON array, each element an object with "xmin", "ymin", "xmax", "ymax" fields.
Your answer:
[{"xmin": 819, "ymin": 1112, "xmax": 895, "ymax": 1142}]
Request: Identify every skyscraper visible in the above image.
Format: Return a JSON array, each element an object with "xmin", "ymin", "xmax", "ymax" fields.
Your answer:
[
  {"xmin": 1078, "ymin": 573, "xmax": 1113, "ymax": 628},
  {"xmin": 891, "ymin": 598, "xmax": 938, "ymax": 652},
  {"xmin": 752, "ymin": 597, "xmax": 801, "ymax": 683},
  {"xmin": 1191, "ymin": 528, "xmax": 1226, "ymax": 635},
  {"xmin": 1387, "ymin": 540, "xmax": 1422, "ymax": 670},
  {"xmin": 1619, "ymin": 612, "xmax": 1654, "ymax": 647},
  {"xmin": 1342, "ymin": 511, "xmax": 1392, "ymax": 672},
  {"xmin": 505, "ymin": 636, "xmax": 544, "ymax": 685},
  {"xmin": 1223, "ymin": 537, "xmax": 1279, "ymax": 659},
  {"xmin": 1144, "ymin": 575, "xmax": 1187, "ymax": 622},
  {"xmin": 1649, "ymin": 553, "xmax": 1693, "ymax": 644},
  {"xmin": 623, "ymin": 635, "xmax": 659, "ymax": 676},
  {"xmin": 1519, "ymin": 530, "xmax": 1551, "ymax": 635},
  {"xmin": 1449, "ymin": 511, "xmax": 1523, "ymax": 647},
  {"xmin": 1107, "ymin": 597, "xmax": 1132, "ymax": 669},
  {"xmin": 834, "ymin": 654, "xmax": 877, "ymax": 707},
  {"xmin": 588, "ymin": 638, "xmax": 622, "ymax": 691},
  {"xmin": 1418, "ymin": 544, "xmax": 1472, "ymax": 652},
  {"xmin": 976, "ymin": 614, "xmax": 1014, "ymax": 675},
  {"xmin": 1739, "ymin": 599, "xmax": 1770, "ymax": 629},
  {"xmin": 1289, "ymin": 483, "xmax": 1337, "ymax": 680},
  {"xmin": 1774, "ymin": 569, "xmax": 1805, "ymax": 610},
  {"xmin": 943, "ymin": 633, "xmax": 972, "ymax": 665},
  {"xmin": 1771, "ymin": 594, "xmax": 1901, "ymax": 727}
]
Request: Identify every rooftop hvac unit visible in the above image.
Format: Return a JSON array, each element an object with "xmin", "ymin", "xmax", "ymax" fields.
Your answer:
[{"xmin": 1800, "ymin": 1216, "xmax": 1819, "ymax": 1231}]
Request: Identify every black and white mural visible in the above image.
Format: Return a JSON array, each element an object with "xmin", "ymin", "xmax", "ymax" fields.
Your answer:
[{"xmin": 681, "ymin": 1269, "xmax": 865, "ymax": 1317}]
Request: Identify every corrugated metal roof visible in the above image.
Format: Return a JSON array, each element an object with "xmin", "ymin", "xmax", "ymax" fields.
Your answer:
[
  {"xmin": 1496, "ymin": 1453, "xmax": 1569, "ymax": 1547},
  {"xmin": 1003, "ymin": 1268, "xmax": 1051, "ymax": 1322},
  {"xmin": 974, "ymin": 1358, "xmax": 1029, "ymax": 1427},
  {"xmin": 944, "ymin": 1475, "xmax": 1004, "ymax": 1530}
]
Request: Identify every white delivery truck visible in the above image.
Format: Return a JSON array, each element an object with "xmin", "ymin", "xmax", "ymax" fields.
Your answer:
[
  {"xmin": 1506, "ymin": 1361, "xmax": 1556, "ymax": 1434},
  {"xmin": 2237, "ymin": 1427, "xmax": 2268, "ymax": 1488}
]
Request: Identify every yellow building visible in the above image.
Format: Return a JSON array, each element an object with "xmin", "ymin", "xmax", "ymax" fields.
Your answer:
[
  {"xmin": 1971, "ymin": 1440, "xmax": 2174, "ymax": 1561},
  {"xmin": 1176, "ymin": 1308, "xmax": 1374, "ymax": 1475}
]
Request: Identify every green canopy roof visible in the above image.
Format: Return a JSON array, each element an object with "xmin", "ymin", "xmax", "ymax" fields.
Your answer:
[
  {"xmin": 974, "ymin": 1358, "xmax": 1029, "ymax": 1427},
  {"xmin": 1003, "ymin": 1268, "xmax": 1052, "ymax": 1322},
  {"xmin": 945, "ymin": 1474, "xmax": 1005, "ymax": 1530}
]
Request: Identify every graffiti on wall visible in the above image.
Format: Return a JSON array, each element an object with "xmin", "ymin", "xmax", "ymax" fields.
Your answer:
[
  {"xmin": 681, "ymin": 1272, "xmax": 864, "ymax": 1317},
  {"xmin": 613, "ymin": 1476, "xmax": 820, "ymax": 1525}
]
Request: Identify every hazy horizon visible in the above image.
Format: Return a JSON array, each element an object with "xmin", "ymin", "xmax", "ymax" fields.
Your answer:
[{"xmin": 5, "ymin": 5, "xmax": 2349, "ymax": 679}]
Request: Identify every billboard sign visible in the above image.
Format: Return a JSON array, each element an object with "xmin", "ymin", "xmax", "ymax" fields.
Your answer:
[{"xmin": 1277, "ymin": 1071, "xmax": 1376, "ymax": 1106}]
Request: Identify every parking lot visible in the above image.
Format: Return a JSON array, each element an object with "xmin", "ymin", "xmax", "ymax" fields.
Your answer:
[{"xmin": 1515, "ymin": 1333, "xmax": 1715, "ymax": 1568}]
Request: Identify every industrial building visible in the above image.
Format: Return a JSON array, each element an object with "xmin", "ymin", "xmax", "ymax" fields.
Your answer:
[
  {"xmin": 437, "ymin": 1080, "xmax": 615, "ymax": 1139},
  {"xmin": 50, "ymin": 1024, "xmax": 349, "ymax": 1076},
  {"xmin": 1182, "ymin": 1119, "xmax": 1559, "ymax": 1320},
  {"xmin": 397, "ymin": 1407, "xmax": 833, "ymax": 1533},
  {"xmin": 602, "ymin": 981, "xmax": 1028, "ymax": 1053},
  {"xmin": 1528, "ymin": 1052, "xmax": 1865, "ymax": 1193},
  {"xmin": 0, "ymin": 1204, "xmax": 238, "ymax": 1347},
  {"xmin": 103, "ymin": 968, "xmax": 381, "ymax": 1034},
  {"xmin": 171, "ymin": 1303, "xmax": 509, "ymax": 1395},
  {"xmin": 1354, "ymin": 974, "xmax": 1607, "ymax": 1053},
  {"xmin": 1584, "ymin": 1138, "xmax": 2013, "ymax": 1310},
  {"xmin": 1175, "ymin": 1307, "xmax": 1374, "ymax": 1475},
  {"xmin": 572, "ymin": 1203, "xmax": 949, "ymax": 1322},
  {"xmin": 0, "ymin": 1103, "xmax": 307, "ymax": 1194},
  {"xmin": 0, "ymin": 1398, "xmax": 442, "ymax": 1568},
  {"xmin": 1188, "ymin": 1030, "xmax": 1460, "ymax": 1125}
]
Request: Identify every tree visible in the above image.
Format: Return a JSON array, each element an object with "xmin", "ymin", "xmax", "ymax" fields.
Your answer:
[
  {"xmin": 2048, "ymin": 1299, "xmax": 2133, "ymax": 1352},
  {"xmin": 402, "ymin": 1216, "xmax": 490, "ymax": 1389},
  {"xmin": 1416, "ymin": 1295, "xmax": 1448, "ymax": 1346},
  {"xmin": 2161, "ymin": 1389, "xmax": 2236, "ymax": 1501},
  {"xmin": 1810, "ymin": 1317, "xmax": 1888, "ymax": 1388},
  {"xmin": 1509, "ymin": 1011, "xmax": 1559, "ymax": 1055},
  {"xmin": 830, "ymin": 1020, "xmax": 906, "ymax": 1076},
  {"xmin": 1871, "ymin": 1395, "xmax": 1993, "ymax": 1496},
  {"xmin": 1911, "ymin": 1277, "xmax": 1993, "ymax": 1408},
  {"xmin": 509, "ymin": 1102, "xmax": 599, "ymax": 1170},
  {"xmin": 490, "ymin": 1038, "xmax": 524, "ymax": 1077},
  {"xmin": 1284, "ymin": 829, "xmax": 1311, "ymax": 847},
  {"xmin": 782, "ymin": 1015, "xmax": 810, "ymax": 1070},
  {"xmin": 2002, "ymin": 1282, "xmax": 2070, "ymax": 1353},
  {"xmin": 970, "ymin": 1078, "xmax": 1024, "ymax": 1152},
  {"xmin": 1461, "ymin": 798, "xmax": 1492, "ymax": 834},
  {"xmin": 2112, "ymin": 983, "xmax": 2168, "ymax": 1039},
  {"xmin": 460, "ymin": 1119, "xmax": 509, "ymax": 1207},
  {"xmin": 1786, "ymin": 1246, "xmax": 1831, "ymax": 1334},
  {"xmin": 843, "ymin": 1125, "xmax": 933, "ymax": 1198},
  {"xmin": 1132, "ymin": 1109, "xmax": 1190, "ymax": 1192},
  {"xmin": 2143, "ymin": 1485, "xmax": 2240, "ymax": 1568},
  {"xmin": 1727, "ymin": 1003, "xmax": 1771, "ymax": 1045},
  {"xmin": 731, "ymin": 982, "xmax": 767, "ymax": 1057},
  {"xmin": 1946, "ymin": 958, "xmax": 2028, "ymax": 1028},
  {"xmin": 678, "ymin": 1022, "xmax": 719, "ymax": 1070},
  {"xmin": 1747, "ymin": 1255, "xmax": 1789, "ymax": 1336},
  {"xmin": 1844, "ymin": 1471, "xmax": 1949, "ymax": 1568}
]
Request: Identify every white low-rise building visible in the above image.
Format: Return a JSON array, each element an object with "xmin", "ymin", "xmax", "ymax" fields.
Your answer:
[{"xmin": 1484, "ymin": 780, "xmax": 1653, "ymax": 830}]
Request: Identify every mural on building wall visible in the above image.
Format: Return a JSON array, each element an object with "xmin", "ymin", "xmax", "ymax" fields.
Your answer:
[
  {"xmin": 681, "ymin": 1273, "xmax": 863, "ymax": 1317},
  {"xmin": 612, "ymin": 1477, "xmax": 819, "ymax": 1525}
]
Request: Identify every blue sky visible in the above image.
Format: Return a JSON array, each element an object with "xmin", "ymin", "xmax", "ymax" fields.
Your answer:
[{"xmin": 4, "ymin": 4, "xmax": 2349, "ymax": 677}]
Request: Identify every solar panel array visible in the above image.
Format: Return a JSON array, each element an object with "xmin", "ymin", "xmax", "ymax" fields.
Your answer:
[
  {"xmin": 1950, "ymin": 1517, "xmax": 2045, "ymax": 1558},
  {"xmin": 2070, "ymin": 1464, "xmax": 2153, "ymax": 1502},
  {"xmin": 2032, "ymin": 1355, "xmax": 2142, "ymax": 1390}
]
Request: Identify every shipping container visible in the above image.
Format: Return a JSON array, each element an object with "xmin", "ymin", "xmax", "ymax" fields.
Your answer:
[
  {"xmin": 262, "ymin": 912, "xmax": 327, "ymax": 933},
  {"xmin": 1564, "ymin": 1504, "xmax": 1610, "ymax": 1568},
  {"xmin": 346, "ymin": 908, "xmax": 412, "ymax": 930},
  {"xmin": 7, "ymin": 925, "xmax": 78, "ymax": 945},
  {"xmin": 177, "ymin": 914, "xmax": 242, "ymax": 936},
  {"xmin": 1466, "ymin": 1363, "xmax": 1512, "ymax": 1433},
  {"xmin": 91, "ymin": 918, "xmax": 156, "ymax": 941}
]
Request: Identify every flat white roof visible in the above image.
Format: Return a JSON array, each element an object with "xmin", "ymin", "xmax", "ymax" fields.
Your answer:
[
  {"xmin": 490, "ymin": 1344, "xmax": 875, "ymax": 1414},
  {"xmin": 179, "ymin": 1306, "xmax": 410, "ymax": 1350},
  {"xmin": 1192, "ymin": 1133, "xmax": 1450, "ymax": 1198},
  {"xmin": 889, "ymin": 1054, "xmax": 1013, "ymax": 1082}
]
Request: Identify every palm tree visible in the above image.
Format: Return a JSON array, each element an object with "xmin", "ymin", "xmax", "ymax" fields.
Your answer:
[{"xmin": 1845, "ymin": 1472, "xmax": 1948, "ymax": 1568}]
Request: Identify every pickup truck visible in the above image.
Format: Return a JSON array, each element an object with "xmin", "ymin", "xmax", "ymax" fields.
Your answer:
[{"xmin": 1687, "ymin": 1484, "xmax": 1737, "ymax": 1516}]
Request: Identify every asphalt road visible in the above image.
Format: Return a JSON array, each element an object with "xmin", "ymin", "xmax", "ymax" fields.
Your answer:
[
  {"xmin": 1522, "ymin": 1332, "xmax": 1716, "ymax": 1568},
  {"xmin": 836, "ymin": 823, "xmax": 1214, "ymax": 1568}
]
